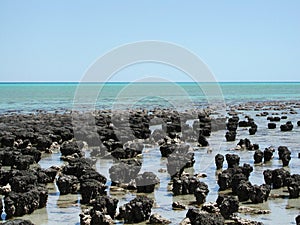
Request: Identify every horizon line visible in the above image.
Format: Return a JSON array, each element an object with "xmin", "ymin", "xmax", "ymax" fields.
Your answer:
[{"xmin": 1, "ymin": 80, "xmax": 300, "ymax": 84}]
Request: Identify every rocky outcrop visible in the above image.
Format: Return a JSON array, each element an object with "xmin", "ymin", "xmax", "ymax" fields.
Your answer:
[
  {"xmin": 149, "ymin": 213, "xmax": 171, "ymax": 224},
  {"xmin": 117, "ymin": 196, "xmax": 154, "ymax": 223},
  {"xmin": 135, "ymin": 172, "xmax": 159, "ymax": 193},
  {"xmin": 2, "ymin": 220, "xmax": 35, "ymax": 225},
  {"xmin": 186, "ymin": 208, "xmax": 224, "ymax": 225},
  {"xmin": 216, "ymin": 195, "xmax": 239, "ymax": 219},
  {"xmin": 215, "ymin": 154, "xmax": 224, "ymax": 170}
]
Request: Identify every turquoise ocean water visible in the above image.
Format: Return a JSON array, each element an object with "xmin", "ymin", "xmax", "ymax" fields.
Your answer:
[{"xmin": 0, "ymin": 82, "xmax": 300, "ymax": 113}]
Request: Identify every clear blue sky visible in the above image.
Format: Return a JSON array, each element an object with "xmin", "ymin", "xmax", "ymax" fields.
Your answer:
[{"xmin": 0, "ymin": 1, "xmax": 299, "ymax": 82}]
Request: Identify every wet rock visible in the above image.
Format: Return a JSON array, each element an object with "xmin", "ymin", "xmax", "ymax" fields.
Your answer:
[
  {"xmin": 215, "ymin": 154, "xmax": 224, "ymax": 170},
  {"xmin": 135, "ymin": 172, "xmax": 159, "ymax": 193},
  {"xmin": 225, "ymin": 131, "xmax": 236, "ymax": 142},
  {"xmin": 296, "ymin": 215, "xmax": 300, "ymax": 225},
  {"xmin": 186, "ymin": 208, "xmax": 224, "ymax": 225},
  {"xmin": 112, "ymin": 141, "xmax": 144, "ymax": 160},
  {"xmin": 60, "ymin": 140, "xmax": 83, "ymax": 158},
  {"xmin": 151, "ymin": 129, "xmax": 165, "ymax": 142},
  {"xmin": 263, "ymin": 169, "xmax": 273, "ymax": 185},
  {"xmin": 218, "ymin": 164, "xmax": 253, "ymax": 191},
  {"xmin": 253, "ymin": 150, "xmax": 263, "ymax": 164},
  {"xmin": 218, "ymin": 171, "xmax": 232, "ymax": 191},
  {"xmin": 13, "ymin": 155, "xmax": 35, "ymax": 170},
  {"xmin": 159, "ymin": 143, "xmax": 179, "ymax": 158},
  {"xmin": 201, "ymin": 202, "xmax": 219, "ymax": 213},
  {"xmin": 278, "ymin": 146, "xmax": 289, "ymax": 160},
  {"xmin": 267, "ymin": 123, "xmax": 276, "ymax": 129},
  {"xmin": 239, "ymin": 120, "xmax": 251, "ymax": 127},
  {"xmin": 172, "ymin": 175, "xmax": 208, "ymax": 197},
  {"xmin": 269, "ymin": 116, "xmax": 281, "ymax": 122},
  {"xmin": 118, "ymin": 196, "xmax": 154, "ymax": 223},
  {"xmin": 86, "ymin": 196, "xmax": 119, "ymax": 220},
  {"xmin": 56, "ymin": 174, "xmax": 79, "ymax": 195},
  {"xmin": 179, "ymin": 218, "xmax": 191, "ymax": 225},
  {"xmin": 194, "ymin": 182, "xmax": 209, "ymax": 204},
  {"xmin": 109, "ymin": 159, "xmax": 141, "ymax": 184},
  {"xmin": 272, "ymin": 168, "xmax": 291, "ymax": 188},
  {"xmin": 172, "ymin": 201, "xmax": 186, "ymax": 210},
  {"xmin": 2, "ymin": 220, "xmax": 35, "ymax": 225},
  {"xmin": 198, "ymin": 134, "xmax": 209, "ymax": 147},
  {"xmin": 249, "ymin": 122, "xmax": 258, "ymax": 135},
  {"xmin": 280, "ymin": 121, "xmax": 293, "ymax": 131},
  {"xmin": 9, "ymin": 171, "xmax": 38, "ymax": 193},
  {"xmin": 230, "ymin": 216, "xmax": 263, "ymax": 225},
  {"xmin": 1, "ymin": 135, "xmax": 16, "ymax": 147},
  {"xmin": 249, "ymin": 184, "xmax": 271, "ymax": 203},
  {"xmin": 42, "ymin": 167, "xmax": 58, "ymax": 182},
  {"xmin": 236, "ymin": 138, "xmax": 257, "ymax": 150},
  {"xmin": 80, "ymin": 179, "xmax": 107, "ymax": 204},
  {"xmin": 62, "ymin": 158, "xmax": 106, "ymax": 184},
  {"xmin": 263, "ymin": 147, "xmax": 274, "ymax": 162},
  {"xmin": 225, "ymin": 154, "xmax": 240, "ymax": 168},
  {"xmin": 216, "ymin": 195, "xmax": 239, "ymax": 219},
  {"xmin": 238, "ymin": 206, "xmax": 270, "ymax": 215},
  {"xmin": 279, "ymin": 147, "xmax": 291, "ymax": 167},
  {"xmin": 231, "ymin": 173, "xmax": 248, "ymax": 194},
  {"xmin": 21, "ymin": 148, "xmax": 41, "ymax": 163},
  {"xmin": 227, "ymin": 116, "xmax": 239, "ymax": 131},
  {"xmin": 167, "ymin": 149, "xmax": 195, "ymax": 178},
  {"xmin": 236, "ymin": 181, "xmax": 252, "ymax": 202},
  {"xmin": 36, "ymin": 136, "xmax": 52, "ymax": 151},
  {"xmin": 288, "ymin": 181, "xmax": 300, "ymax": 198},
  {"xmin": 241, "ymin": 163, "xmax": 253, "ymax": 178},
  {"xmin": 4, "ymin": 185, "xmax": 48, "ymax": 218},
  {"xmin": 263, "ymin": 168, "xmax": 291, "ymax": 189},
  {"xmin": 149, "ymin": 213, "xmax": 171, "ymax": 224}
]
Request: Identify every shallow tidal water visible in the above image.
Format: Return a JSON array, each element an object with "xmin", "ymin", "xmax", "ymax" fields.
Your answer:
[{"xmin": 2, "ymin": 107, "xmax": 299, "ymax": 225}]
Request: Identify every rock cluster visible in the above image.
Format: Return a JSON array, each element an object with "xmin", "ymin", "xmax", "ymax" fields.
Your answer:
[
  {"xmin": 172, "ymin": 174, "xmax": 209, "ymax": 204},
  {"xmin": 0, "ymin": 168, "xmax": 53, "ymax": 218},
  {"xmin": 263, "ymin": 168, "xmax": 300, "ymax": 198},
  {"xmin": 117, "ymin": 196, "xmax": 154, "ymax": 223},
  {"xmin": 80, "ymin": 196, "xmax": 118, "ymax": 225}
]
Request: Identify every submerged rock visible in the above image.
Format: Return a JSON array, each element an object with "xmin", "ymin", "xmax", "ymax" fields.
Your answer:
[
  {"xmin": 4, "ymin": 185, "xmax": 48, "ymax": 218},
  {"xmin": 186, "ymin": 208, "xmax": 224, "ymax": 225},
  {"xmin": 225, "ymin": 154, "xmax": 240, "ymax": 168},
  {"xmin": 2, "ymin": 220, "xmax": 35, "ymax": 225},
  {"xmin": 296, "ymin": 215, "xmax": 300, "ymax": 225},
  {"xmin": 263, "ymin": 147, "xmax": 274, "ymax": 162},
  {"xmin": 135, "ymin": 172, "xmax": 159, "ymax": 193},
  {"xmin": 117, "ymin": 196, "xmax": 154, "ymax": 223},
  {"xmin": 56, "ymin": 174, "xmax": 79, "ymax": 195},
  {"xmin": 215, "ymin": 154, "xmax": 224, "ymax": 170},
  {"xmin": 253, "ymin": 150, "xmax": 263, "ymax": 164},
  {"xmin": 216, "ymin": 195, "xmax": 239, "ymax": 219},
  {"xmin": 249, "ymin": 184, "xmax": 271, "ymax": 204},
  {"xmin": 225, "ymin": 131, "xmax": 236, "ymax": 142},
  {"xmin": 149, "ymin": 213, "xmax": 171, "ymax": 224}
]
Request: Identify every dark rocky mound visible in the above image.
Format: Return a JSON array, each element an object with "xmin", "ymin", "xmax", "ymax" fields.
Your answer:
[
  {"xmin": 80, "ymin": 196, "xmax": 119, "ymax": 225},
  {"xmin": 109, "ymin": 159, "xmax": 142, "ymax": 185},
  {"xmin": 217, "ymin": 164, "xmax": 253, "ymax": 191},
  {"xmin": 2, "ymin": 220, "xmax": 35, "ymax": 225},
  {"xmin": 215, "ymin": 154, "xmax": 224, "ymax": 170},
  {"xmin": 236, "ymin": 138, "xmax": 259, "ymax": 150},
  {"xmin": 135, "ymin": 172, "xmax": 160, "ymax": 193},
  {"xmin": 117, "ymin": 196, "xmax": 154, "ymax": 223},
  {"xmin": 186, "ymin": 208, "xmax": 224, "ymax": 225}
]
